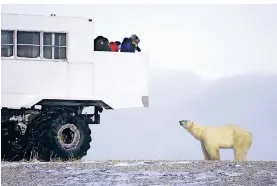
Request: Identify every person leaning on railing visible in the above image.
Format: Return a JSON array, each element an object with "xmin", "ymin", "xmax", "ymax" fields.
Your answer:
[
  {"xmin": 130, "ymin": 34, "xmax": 141, "ymax": 52},
  {"xmin": 120, "ymin": 34, "xmax": 141, "ymax": 53}
]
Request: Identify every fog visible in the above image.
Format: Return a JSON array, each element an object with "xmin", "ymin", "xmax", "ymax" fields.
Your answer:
[{"xmin": 86, "ymin": 69, "xmax": 277, "ymax": 161}]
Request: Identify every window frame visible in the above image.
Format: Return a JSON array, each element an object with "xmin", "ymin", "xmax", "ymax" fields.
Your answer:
[
  {"xmin": 1, "ymin": 30, "xmax": 68, "ymax": 62},
  {"xmin": 1, "ymin": 30, "xmax": 15, "ymax": 58},
  {"xmin": 17, "ymin": 30, "xmax": 41, "ymax": 59}
]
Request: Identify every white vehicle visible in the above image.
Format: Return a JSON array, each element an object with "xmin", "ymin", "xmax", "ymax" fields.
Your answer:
[{"xmin": 1, "ymin": 13, "xmax": 149, "ymax": 161}]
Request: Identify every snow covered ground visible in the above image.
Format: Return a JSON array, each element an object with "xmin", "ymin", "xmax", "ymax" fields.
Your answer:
[{"xmin": 2, "ymin": 160, "xmax": 277, "ymax": 185}]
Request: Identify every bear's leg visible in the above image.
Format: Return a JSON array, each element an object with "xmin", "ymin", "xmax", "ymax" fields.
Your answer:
[
  {"xmin": 205, "ymin": 143, "xmax": 220, "ymax": 160},
  {"xmin": 201, "ymin": 141, "xmax": 210, "ymax": 160},
  {"xmin": 233, "ymin": 149, "xmax": 247, "ymax": 161},
  {"xmin": 234, "ymin": 143, "xmax": 250, "ymax": 161},
  {"xmin": 233, "ymin": 133, "xmax": 252, "ymax": 161}
]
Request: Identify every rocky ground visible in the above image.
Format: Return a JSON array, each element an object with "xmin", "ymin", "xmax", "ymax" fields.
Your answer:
[{"xmin": 2, "ymin": 160, "xmax": 277, "ymax": 186}]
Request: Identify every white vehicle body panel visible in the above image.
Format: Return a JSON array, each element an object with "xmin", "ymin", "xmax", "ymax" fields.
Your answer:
[{"xmin": 1, "ymin": 13, "xmax": 149, "ymax": 109}]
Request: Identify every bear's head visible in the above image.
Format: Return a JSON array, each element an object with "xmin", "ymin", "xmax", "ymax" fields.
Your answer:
[
  {"xmin": 179, "ymin": 120, "xmax": 203, "ymax": 140},
  {"xmin": 179, "ymin": 120, "xmax": 194, "ymax": 130}
]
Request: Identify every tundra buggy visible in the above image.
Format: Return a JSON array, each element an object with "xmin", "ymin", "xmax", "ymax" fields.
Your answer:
[{"xmin": 1, "ymin": 13, "xmax": 149, "ymax": 161}]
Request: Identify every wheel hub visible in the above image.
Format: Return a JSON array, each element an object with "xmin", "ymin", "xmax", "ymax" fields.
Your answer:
[{"xmin": 57, "ymin": 124, "xmax": 80, "ymax": 150}]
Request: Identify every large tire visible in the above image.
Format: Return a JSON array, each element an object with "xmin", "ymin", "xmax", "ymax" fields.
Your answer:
[
  {"xmin": 1, "ymin": 121, "xmax": 27, "ymax": 161},
  {"xmin": 1, "ymin": 140, "xmax": 26, "ymax": 161},
  {"xmin": 25, "ymin": 110, "xmax": 91, "ymax": 161}
]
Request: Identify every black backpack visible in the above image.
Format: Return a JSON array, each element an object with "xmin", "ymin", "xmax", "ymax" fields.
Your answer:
[{"xmin": 94, "ymin": 36, "xmax": 111, "ymax": 51}]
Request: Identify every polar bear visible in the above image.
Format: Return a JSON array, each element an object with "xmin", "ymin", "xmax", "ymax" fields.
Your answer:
[{"xmin": 179, "ymin": 120, "xmax": 252, "ymax": 161}]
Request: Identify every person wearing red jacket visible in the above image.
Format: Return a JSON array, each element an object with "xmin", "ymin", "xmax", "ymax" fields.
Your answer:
[{"xmin": 109, "ymin": 41, "xmax": 119, "ymax": 52}]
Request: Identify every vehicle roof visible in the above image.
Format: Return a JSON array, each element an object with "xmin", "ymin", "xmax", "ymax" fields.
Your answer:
[{"xmin": 1, "ymin": 13, "xmax": 92, "ymax": 20}]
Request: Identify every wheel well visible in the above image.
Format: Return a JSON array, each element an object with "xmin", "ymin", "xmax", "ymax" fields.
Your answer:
[
  {"xmin": 2, "ymin": 99, "xmax": 108, "ymax": 124},
  {"xmin": 36, "ymin": 99, "xmax": 110, "ymax": 125},
  {"xmin": 35, "ymin": 99, "xmax": 113, "ymax": 109},
  {"xmin": 39, "ymin": 105, "xmax": 102, "ymax": 124}
]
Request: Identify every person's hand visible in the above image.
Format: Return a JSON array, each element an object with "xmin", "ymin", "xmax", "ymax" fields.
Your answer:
[{"xmin": 136, "ymin": 46, "xmax": 141, "ymax": 52}]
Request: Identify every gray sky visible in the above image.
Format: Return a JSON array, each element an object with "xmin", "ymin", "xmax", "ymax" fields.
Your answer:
[
  {"xmin": 2, "ymin": 4, "xmax": 277, "ymax": 79},
  {"xmin": 2, "ymin": 4, "xmax": 277, "ymax": 160}
]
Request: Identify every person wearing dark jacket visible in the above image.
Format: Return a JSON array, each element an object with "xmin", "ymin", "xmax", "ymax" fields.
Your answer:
[
  {"xmin": 94, "ymin": 36, "xmax": 111, "ymax": 51},
  {"xmin": 120, "ymin": 34, "xmax": 141, "ymax": 53},
  {"xmin": 130, "ymin": 34, "xmax": 141, "ymax": 52}
]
